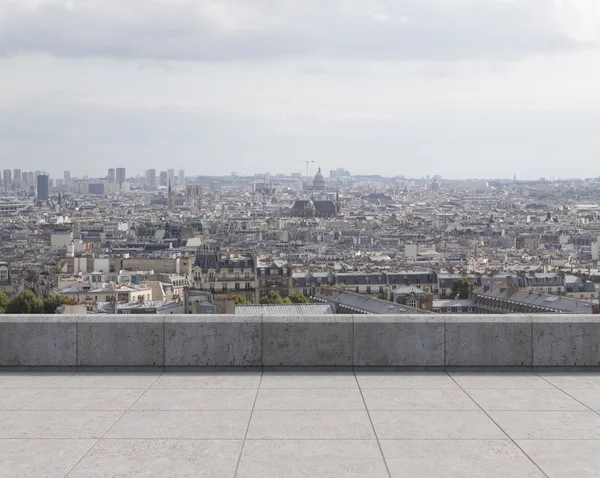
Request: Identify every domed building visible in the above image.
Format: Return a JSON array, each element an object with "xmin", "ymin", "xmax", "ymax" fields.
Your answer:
[{"xmin": 313, "ymin": 168, "xmax": 326, "ymax": 191}]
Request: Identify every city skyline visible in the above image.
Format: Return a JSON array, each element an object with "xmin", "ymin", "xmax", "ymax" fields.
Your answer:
[{"xmin": 1, "ymin": 1, "xmax": 600, "ymax": 179}]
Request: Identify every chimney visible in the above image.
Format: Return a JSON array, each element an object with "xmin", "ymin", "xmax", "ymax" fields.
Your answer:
[{"xmin": 424, "ymin": 292, "xmax": 433, "ymax": 312}]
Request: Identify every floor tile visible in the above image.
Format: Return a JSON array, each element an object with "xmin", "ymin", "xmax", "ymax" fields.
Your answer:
[
  {"xmin": 363, "ymin": 388, "xmax": 477, "ymax": 411},
  {"xmin": 0, "ymin": 439, "xmax": 96, "ymax": 478},
  {"xmin": 152, "ymin": 372, "xmax": 261, "ymax": 389},
  {"xmin": 538, "ymin": 373, "xmax": 600, "ymax": 389},
  {"xmin": 59, "ymin": 373, "xmax": 160, "ymax": 389},
  {"xmin": 260, "ymin": 372, "xmax": 357, "ymax": 389},
  {"xmin": 0, "ymin": 373, "xmax": 72, "ymax": 389},
  {"xmin": 563, "ymin": 388, "xmax": 600, "ymax": 410},
  {"xmin": 0, "ymin": 389, "xmax": 47, "ymax": 410},
  {"xmin": 106, "ymin": 410, "xmax": 250, "ymax": 439},
  {"xmin": 468, "ymin": 389, "xmax": 587, "ymax": 411},
  {"xmin": 247, "ymin": 411, "xmax": 374, "ymax": 439},
  {"xmin": 356, "ymin": 372, "xmax": 458, "ymax": 389},
  {"xmin": 131, "ymin": 388, "xmax": 256, "ymax": 411},
  {"xmin": 518, "ymin": 440, "xmax": 600, "ymax": 477},
  {"xmin": 381, "ymin": 440, "xmax": 544, "ymax": 478},
  {"xmin": 490, "ymin": 411, "xmax": 600, "ymax": 439},
  {"xmin": 237, "ymin": 440, "xmax": 388, "ymax": 478},
  {"xmin": 68, "ymin": 439, "xmax": 242, "ymax": 478},
  {"xmin": 370, "ymin": 411, "xmax": 505, "ymax": 439},
  {"xmin": 0, "ymin": 410, "xmax": 122, "ymax": 438},
  {"xmin": 23, "ymin": 388, "xmax": 145, "ymax": 411},
  {"xmin": 255, "ymin": 388, "xmax": 365, "ymax": 411},
  {"xmin": 450, "ymin": 373, "xmax": 552, "ymax": 389}
]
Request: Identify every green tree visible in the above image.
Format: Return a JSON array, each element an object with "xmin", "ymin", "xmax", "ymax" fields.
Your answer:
[
  {"xmin": 259, "ymin": 291, "xmax": 285, "ymax": 304},
  {"xmin": 42, "ymin": 295, "xmax": 70, "ymax": 314},
  {"xmin": 233, "ymin": 296, "xmax": 249, "ymax": 305},
  {"xmin": 450, "ymin": 278, "xmax": 474, "ymax": 299},
  {"xmin": 0, "ymin": 291, "xmax": 8, "ymax": 313},
  {"xmin": 282, "ymin": 297, "xmax": 292, "ymax": 304},
  {"xmin": 288, "ymin": 292, "xmax": 309, "ymax": 304},
  {"xmin": 5, "ymin": 291, "xmax": 44, "ymax": 314}
]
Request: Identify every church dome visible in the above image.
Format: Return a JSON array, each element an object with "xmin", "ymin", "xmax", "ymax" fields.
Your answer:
[{"xmin": 313, "ymin": 168, "xmax": 326, "ymax": 190}]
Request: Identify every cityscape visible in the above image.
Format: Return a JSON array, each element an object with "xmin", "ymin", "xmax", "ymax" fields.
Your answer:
[
  {"xmin": 3, "ymin": 0, "xmax": 600, "ymax": 476},
  {"xmin": 2, "ymin": 167, "xmax": 600, "ymax": 316}
]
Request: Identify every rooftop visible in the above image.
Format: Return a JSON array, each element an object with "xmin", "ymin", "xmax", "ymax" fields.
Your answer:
[{"xmin": 0, "ymin": 370, "xmax": 599, "ymax": 476}]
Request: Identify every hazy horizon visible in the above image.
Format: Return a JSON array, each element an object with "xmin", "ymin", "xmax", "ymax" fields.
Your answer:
[{"xmin": 1, "ymin": 0, "xmax": 600, "ymax": 180}]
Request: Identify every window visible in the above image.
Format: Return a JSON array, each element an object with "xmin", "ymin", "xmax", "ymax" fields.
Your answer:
[
  {"xmin": 235, "ymin": 283, "xmax": 240, "ymax": 291},
  {"xmin": 366, "ymin": 286, "xmax": 371, "ymax": 294},
  {"xmin": 235, "ymin": 272, "xmax": 240, "ymax": 279},
  {"xmin": 457, "ymin": 307, "xmax": 462, "ymax": 313},
  {"xmin": 245, "ymin": 272, "xmax": 249, "ymax": 279},
  {"xmin": 245, "ymin": 283, "xmax": 251, "ymax": 290},
  {"xmin": 446, "ymin": 307, "xmax": 452, "ymax": 313},
  {"xmin": 468, "ymin": 307, "xmax": 473, "ymax": 312},
  {"xmin": 407, "ymin": 298, "xmax": 420, "ymax": 308}
]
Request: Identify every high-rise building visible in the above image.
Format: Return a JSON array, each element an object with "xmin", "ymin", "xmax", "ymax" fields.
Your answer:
[
  {"xmin": 2, "ymin": 170, "xmax": 11, "ymax": 186},
  {"xmin": 159, "ymin": 171, "xmax": 168, "ymax": 187},
  {"xmin": 27, "ymin": 172, "xmax": 35, "ymax": 187},
  {"xmin": 64, "ymin": 171, "xmax": 71, "ymax": 181},
  {"xmin": 145, "ymin": 169, "xmax": 157, "ymax": 189},
  {"xmin": 21, "ymin": 172, "xmax": 28, "ymax": 184},
  {"xmin": 13, "ymin": 169, "xmax": 21, "ymax": 185},
  {"xmin": 116, "ymin": 167, "xmax": 126, "ymax": 185},
  {"xmin": 167, "ymin": 169, "xmax": 175, "ymax": 188},
  {"xmin": 107, "ymin": 168, "xmax": 116, "ymax": 183},
  {"xmin": 178, "ymin": 169, "xmax": 185, "ymax": 187},
  {"xmin": 37, "ymin": 174, "xmax": 49, "ymax": 201}
]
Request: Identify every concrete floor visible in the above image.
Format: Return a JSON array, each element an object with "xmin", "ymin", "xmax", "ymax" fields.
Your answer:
[{"xmin": 1, "ymin": 371, "xmax": 600, "ymax": 477}]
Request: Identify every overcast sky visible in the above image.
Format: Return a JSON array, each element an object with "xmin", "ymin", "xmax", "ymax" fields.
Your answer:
[{"xmin": 1, "ymin": 0, "xmax": 600, "ymax": 179}]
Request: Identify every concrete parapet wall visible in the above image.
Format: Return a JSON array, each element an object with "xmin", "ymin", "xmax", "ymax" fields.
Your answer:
[{"xmin": 1, "ymin": 315, "xmax": 600, "ymax": 368}]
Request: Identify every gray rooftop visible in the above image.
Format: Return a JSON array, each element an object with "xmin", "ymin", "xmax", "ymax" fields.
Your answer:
[
  {"xmin": 0, "ymin": 371, "xmax": 599, "ymax": 476},
  {"xmin": 235, "ymin": 303, "xmax": 335, "ymax": 315}
]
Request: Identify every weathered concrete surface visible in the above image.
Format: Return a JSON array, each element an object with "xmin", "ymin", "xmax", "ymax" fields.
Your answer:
[
  {"xmin": 3, "ymin": 314, "xmax": 600, "ymax": 368},
  {"xmin": 532, "ymin": 316, "xmax": 600, "ymax": 367},
  {"xmin": 77, "ymin": 317, "xmax": 163, "ymax": 367},
  {"xmin": 0, "ymin": 317, "xmax": 76, "ymax": 366},
  {"xmin": 164, "ymin": 316, "xmax": 261, "ymax": 367},
  {"xmin": 445, "ymin": 317, "xmax": 532, "ymax": 367},
  {"xmin": 354, "ymin": 316, "xmax": 445, "ymax": 366},
  {"xmin": 262, "ymin": 316, "xmax": 353, "ymax": 367}
]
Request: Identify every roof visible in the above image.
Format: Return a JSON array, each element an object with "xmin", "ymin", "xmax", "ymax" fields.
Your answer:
[
  {"xmin": 235, "ymin": 304, "xmax": 335, "ymax": 315},
  {"xmin": 433, "ymin": 299, "xmax": 475, "ymax": 308},
  {"xmin": 315, "ymin": 289, "xmax": 431, "ymax": 314}
]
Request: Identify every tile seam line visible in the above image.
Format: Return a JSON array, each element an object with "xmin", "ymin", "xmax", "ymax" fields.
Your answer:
[
  {"xmin": 62, "ymin": 370, "xmax": 164, "ymax": 477},
  {"xmin": 354, "ymin": 369, "xmax": 392, "ymax": 478},
  {"xmin": 533, "ymin": 372, "xmax": 600, "ymax": 417},
  {"xmin": 446, "ymin": 371, "xmax": 549, "ymax": 478},
  {"xmin": 233, "ymin": 370, "xmax": 263, "ymax": 477}
]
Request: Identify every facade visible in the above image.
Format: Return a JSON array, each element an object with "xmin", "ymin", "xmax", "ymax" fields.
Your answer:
[
  {"xmin": 116, "ymin": 167, "xmax": 126, "ymax": 185},
  {"xmin": 145, "ymin": 169, "xmax": 156, "ymax": 189},
  {"xmin": 0, "ymin": 262, "xmax": 14, "ymax": 296},
  {"xmin": 389, "ymin": 285, "xmax": 429, "ymax": 309},
  {"xmin": 178, "ymin": 169, "xmax": 185, "ymax": 187},
  {"xmin": 107, "ymin": 168, "xmax": 116, "ymax": 183},
  {"xmin": 37, "ymin": 174, "xmax": 49, "ymax": 201},
  {"xmin": 257, "ymin": 260, "xmax": 293, "ymax": 299},
  {"xmin": 193, "ymin": 252, "xmax": 258, "ymax": 303},
  {"xmin": 432, "ymin": 299, "xmax": 476, "ymax": 313}
]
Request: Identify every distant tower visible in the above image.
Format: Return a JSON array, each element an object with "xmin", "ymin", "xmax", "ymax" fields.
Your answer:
[
  {"xmin": 168, "ymin": 179, "xmax": 174, "ymax": 211},
  {"xmin": 116, "ymin": 167, "xmax": 126, "ymax": 185},
  {"xmin": 37, "ymin": 174, "xmax": 49, "ymax": 201},
  {"xmin": 514, "ymin": 174, "xmax": 517, "ymax": 184},
  {"xmin": 178, "ymin": 169, "xmax": 185, "ymax": 187}
]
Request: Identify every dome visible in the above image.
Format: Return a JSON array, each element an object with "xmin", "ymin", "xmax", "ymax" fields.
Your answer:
[{"xmin": 313, "ymin": 168, "xmax": 326, "ymax": 190}]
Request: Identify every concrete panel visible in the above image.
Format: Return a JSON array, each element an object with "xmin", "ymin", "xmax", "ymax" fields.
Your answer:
[
  {"xmin": 354, "ymin": 316, "xmax": 444, "ymax": 366},
  {"xmin": 263, "ymin": 316, "xmax": 353, "ymax": 367},
  {"xmin": 532, "ymin": 317, "xmax": 600, "ymax": 367},
  {"xmin": 445, "ymin": 316, "xmax": 532, "ymax": 367},
  {"xmin": 164, "ymin": 316, "xmax": 261, "ymax": 367},
  {"xmin": 77, "ymin": 317, "xmax": 163, "ymax": 367},
  {"xmin": 0, "ymin": 317, "xmax": 76, "ymax": 366}
]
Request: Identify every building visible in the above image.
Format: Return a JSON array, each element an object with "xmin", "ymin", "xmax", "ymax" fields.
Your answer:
[
  {"xmin": 145, "ymin": 169, "xmax": 156, "ymax": 189},
  {"xmin": 193, "ymin": 252, "xmax": 258, "ymax": 303},
  {"xmin": 2, "ymin": 169, "xmax": 11, "ymax": 186},
  {"xmin": 0, "ymin": 262, "xmax": 14, "ymax": 296},
  {"xmin": 168, "ymin": 169, "xmax": 175, "ymax": 188},
  {"xmin": 88, "ymin": 183, "xmax": 105, "ymax": 195},
  {"xmin": 13, "ymin": 169, "xmax": 21, "ymax": 186},
  {"xmin": 257, "ymin": 259, "xmax": 293, "ymax": 299},
  {"xmin": 313, "ymin": 168, "xmax": 326, "ymax": 191},
  {"xmin": 472, "ymin": 285, "xmax": 595, "ymax": 314},
  {"xmin": 107, "ymin": 168, "xmax": 116, "ymax": 183},
  {"xmin": 37, "ymin": 174, "xmax": 49, "ymax": 201},
  {"xmin": 116, "ymin": 167, "xmax": 126, "ymax": 185},
  {"xmin": 178, "ymin": 169, "xmax": 185, "ymax": 187},
  {"xmin": 64, "ymin": 171, "xmax": 71, "ymax": 181},
  {"xmin": 291, "ymin": 199, "xmax": 339, "ymax": 218},
  {"xmin": 159, "ymin": 171, "xmax": 168, "ymax": 187}
]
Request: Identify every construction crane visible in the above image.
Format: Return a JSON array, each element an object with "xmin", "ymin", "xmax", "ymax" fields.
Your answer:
[{"xmin": 296, "ymin": 160, "xmax": 315, "ymax": 185}]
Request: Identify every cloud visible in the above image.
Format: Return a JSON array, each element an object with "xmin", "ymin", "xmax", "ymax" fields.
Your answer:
[{"xmin": 0, "ymin": 0, "xmax": 598, "ymax": 62}]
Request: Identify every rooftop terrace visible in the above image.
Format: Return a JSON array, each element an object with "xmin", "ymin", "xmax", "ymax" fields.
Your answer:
[{"xmin": 1, "ymin": 370, "xmax": 600, "ymax": 476}]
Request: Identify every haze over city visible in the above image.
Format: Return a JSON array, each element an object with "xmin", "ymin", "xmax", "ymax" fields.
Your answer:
[{"xmin": 1, "ymin": 0, "xmax": 600, "ymax": 179}]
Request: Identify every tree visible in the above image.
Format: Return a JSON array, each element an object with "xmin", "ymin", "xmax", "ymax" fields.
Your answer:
[
  {"xmin": 259, "ymin": 292, "xmax": 285, "ymax": 304},
  {"xmin": 233, "ymin": 296, "xmax": 249, "ymax": 305},
  {"xmin": 0, "ymin": 291, "xmax": 8, "ymax": 313},
  {"xmin": 5, "ymin": 291, "xmax": 44, "ymax": 314},
  {"xmin": 42, "ymin": 295, "xmax": 71, "ymax": 314},
  {"xmin": 450, "ymin": 278, "xmax": 474, "ymax": 299},
  {"xmin": 289, "ymin": 292, "xmax": 309, "ymax": 304}
]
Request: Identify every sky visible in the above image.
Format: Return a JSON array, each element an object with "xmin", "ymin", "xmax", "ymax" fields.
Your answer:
[{"xmin": 1, "ymin": 0, "xmax": 600, "ymax": 180}]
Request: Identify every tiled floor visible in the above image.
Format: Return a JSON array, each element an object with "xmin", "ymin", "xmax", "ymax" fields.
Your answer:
[{"xmin": 1, "ymin": 371, "xmax": 600, "ymax": 476}]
